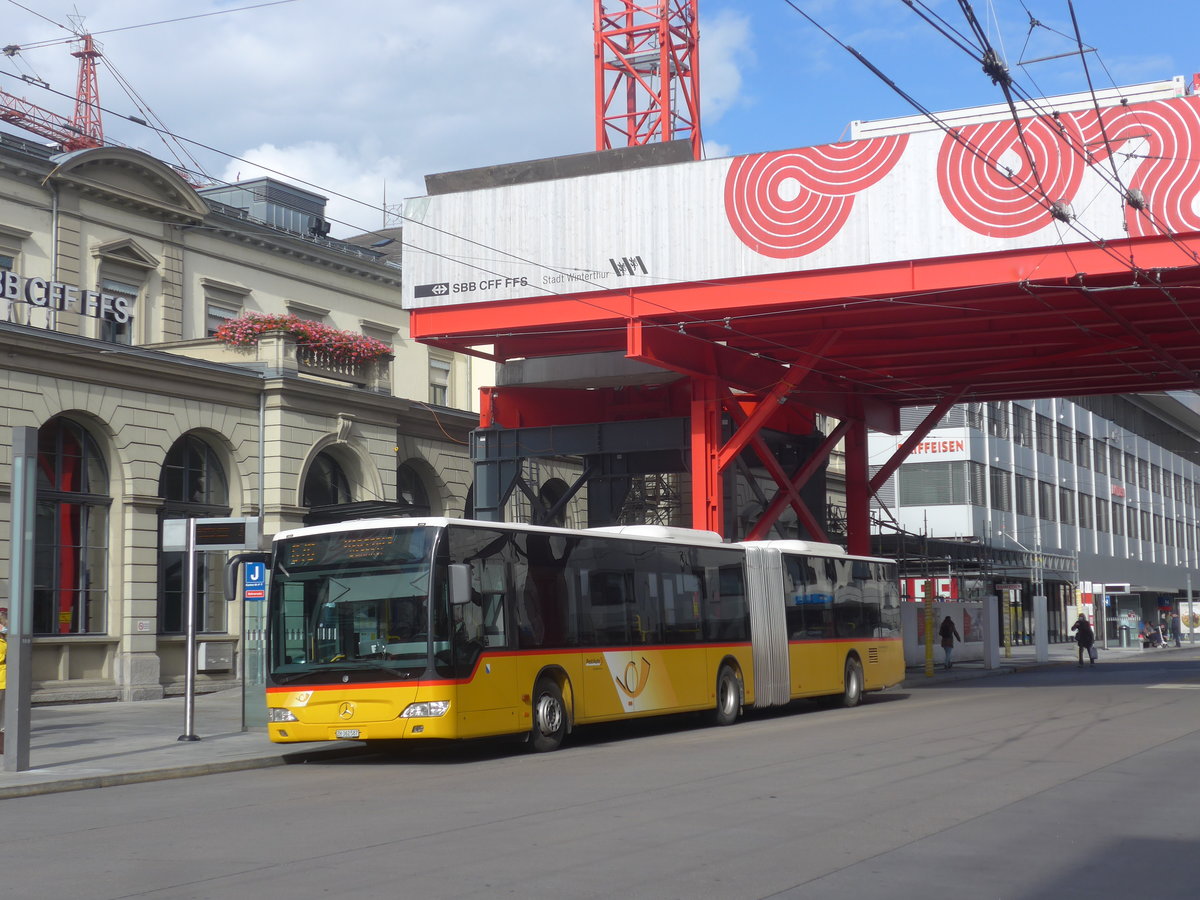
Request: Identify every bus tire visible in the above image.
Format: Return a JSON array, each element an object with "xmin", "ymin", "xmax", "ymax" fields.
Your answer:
[
  {"xmin": 530, "ymin": 676, "xmax": 567, "ymax": 752},
  {"xmin": 840, "ymin": 656, "xmax": 864, "ymax": 708},
  {"xmin": 709, "ymin": 665, "xmax": 741, "ymax": 726}
]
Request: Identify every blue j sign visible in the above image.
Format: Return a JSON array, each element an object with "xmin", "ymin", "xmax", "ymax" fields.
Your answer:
[{"xmin": 244, "ymin": 561, "xmax": 267, "ymax": 600}]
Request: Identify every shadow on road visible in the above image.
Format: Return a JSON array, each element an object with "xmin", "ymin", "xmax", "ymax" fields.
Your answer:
[{"xmin": 313, "ymin": 689, "xmax": 914, "ymax": 766}]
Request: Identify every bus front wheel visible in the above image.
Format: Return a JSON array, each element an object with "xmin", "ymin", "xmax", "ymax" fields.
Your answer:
[
  {"xmin": 840, "ymin": 656, "xmax": 864, "ymax": 708},
  {"xmin": 709, "ymin": 665, "xmax": 741, "ymax": 726},
  {"xmin": 530, "ymin": 677, "xmax": 567, "ymax": 752}
]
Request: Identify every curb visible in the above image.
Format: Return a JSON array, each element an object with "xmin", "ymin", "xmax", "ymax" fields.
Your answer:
[{"xmin": 0, "ymin": 744, "xmax": 368, "ymax": 800}]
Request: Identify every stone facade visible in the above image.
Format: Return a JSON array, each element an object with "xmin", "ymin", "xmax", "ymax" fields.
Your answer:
[{"xmin": 0, "ymin": 138, "xmax": 485, "ymax": 702}]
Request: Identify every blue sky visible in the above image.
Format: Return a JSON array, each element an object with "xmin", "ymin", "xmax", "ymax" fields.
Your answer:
[
  {"xmin": 701, "ymin": 0, "xmax": 1196, "ymax": 157},
  {"xmin": 0, "ymin": 1, "xmax": 1193, "ymax": 235}
]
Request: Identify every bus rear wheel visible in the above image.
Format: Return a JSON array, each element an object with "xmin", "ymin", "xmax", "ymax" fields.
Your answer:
[
  {"xmin": 840, "ymin": 656, "xmax": 864, "ymax": 708},
  {"xmin": 708, "ymin": 665, "xmax": 741, "ymax": 726},
  {"xmin": 530, "ymin": 677, "xmax": 567, "ymax": 752}
]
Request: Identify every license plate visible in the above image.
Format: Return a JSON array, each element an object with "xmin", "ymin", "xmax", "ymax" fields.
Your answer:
[{"xmin": 334, "ymin": 729, "xmax": 361, "ymax": 739}]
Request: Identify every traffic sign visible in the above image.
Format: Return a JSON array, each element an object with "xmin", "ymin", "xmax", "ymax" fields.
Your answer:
[{"xmin": 244, "ymin": 561, "xmax": 266, "ymax": 600}]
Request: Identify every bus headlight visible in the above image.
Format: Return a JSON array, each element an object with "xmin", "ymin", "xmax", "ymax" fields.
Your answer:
[
  {"xmin": 399, "ymin": 700, "xmax": 451, "ymax": 718},
  {"xmin": 267, "ymin": 708, "xmax": 299, "ymax": 723}
]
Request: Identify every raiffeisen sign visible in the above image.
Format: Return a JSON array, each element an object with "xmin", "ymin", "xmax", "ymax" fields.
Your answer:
[
  {"xmin": 403, "ymin": 78, "xmax": 1199, "ymax": 309},
  {"xmin": 0, "ymin": 270, "xmax": 134, "ymax": 324}
]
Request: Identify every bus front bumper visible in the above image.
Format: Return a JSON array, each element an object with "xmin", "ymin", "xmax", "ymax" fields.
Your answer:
[{"xmin": 265, "ymin": 686, "xmax": 456, "ymax": 743}]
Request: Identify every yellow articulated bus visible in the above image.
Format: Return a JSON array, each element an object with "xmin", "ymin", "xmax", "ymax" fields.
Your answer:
[{"xmin": 255, "ymin": 517, "xmax": 903, "ymax": 751}]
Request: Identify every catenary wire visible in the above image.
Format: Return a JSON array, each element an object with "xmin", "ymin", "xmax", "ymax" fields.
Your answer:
[{"xmin": 6, "ymin": 4, "xmax": 1198, "ymax": 403}]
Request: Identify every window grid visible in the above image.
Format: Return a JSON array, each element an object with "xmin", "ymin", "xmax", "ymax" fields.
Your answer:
[
  {"xmin": 1013, "ymin": 406, "xmax": 1033, "ymax": 449},
  {"xmin": 1036, "ymin": 415, "xmax": 1054, "ymax": 455}
]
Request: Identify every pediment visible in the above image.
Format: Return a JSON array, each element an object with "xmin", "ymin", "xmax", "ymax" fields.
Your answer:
[
  {"xmin": 94, "ymin": 237, "xmax": 160, "ymax": 271},
  {"xmin": 49, "ymin": 147, "xmax": 209, "ymax": 223}
]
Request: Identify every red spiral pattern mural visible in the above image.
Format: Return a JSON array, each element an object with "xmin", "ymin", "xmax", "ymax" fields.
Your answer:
[
  {"xmin": 724, "ymin": 136, "xmax": 907, "ymax": 258},
  {"xmin": 1101, "ymin": 98, "xmax": 1200, "ymax": 237},
  {"xmin": 937, "ymin": 96, "xmax": 1200, "ymax": 238},
  {"xmin": 722, "ymin": 96, "xmax": 1200, "ymax": 257},
  {"xmin": 936, "ymin": 115, "xmax": 1089, "ymax": 236}
]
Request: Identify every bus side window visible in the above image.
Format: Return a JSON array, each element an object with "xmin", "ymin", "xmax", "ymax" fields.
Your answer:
[
  {"xmin": 587, "ymin": 572, "xmax": 629, "ymax": 646},
  {"xmin": 481, "ymin": 590, "xmax": 506, "ymax": 648},
  {"xmin": 705, "ymin": 559, "xmax": 748, "ymax": 642},
  {"xmin": 784, "ymin": 556, "xmax": 806, "ymax": 639}
]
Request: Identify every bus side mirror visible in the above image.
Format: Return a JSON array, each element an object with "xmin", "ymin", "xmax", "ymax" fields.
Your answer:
[{"xmin": 449, "ymin": 564, "xmax": 472, "ymax": 606}]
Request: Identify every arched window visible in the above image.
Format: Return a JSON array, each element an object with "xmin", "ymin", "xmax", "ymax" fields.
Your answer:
[
  {"xmin": 35, "ymin": 418, "xmax": 110, "ymax": 634},
  {"xmin": 397, "ymin": 462, "xmax": 431, "ymax": 515},
  {"xmin": 159, "ymin": 434, "xmax": 230, "ymax": 634},
  {"xmin": 303, "ymin": 451, "xmax": 351, "ymax": 508}
]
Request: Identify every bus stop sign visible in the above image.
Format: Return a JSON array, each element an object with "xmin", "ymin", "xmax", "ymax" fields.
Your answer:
[{"xmin": 244, "ymin": 561, "xmax": 266, "ymax": 600}]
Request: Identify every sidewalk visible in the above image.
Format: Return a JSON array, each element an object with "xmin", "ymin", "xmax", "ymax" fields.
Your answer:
[
  {"xmin": 0, "ymin": 688, "xmax": 355, "ymax": 800},
  {"xmin": 2, "ymin": 641, "xmax": 1197, "ymax": 799},
  {"xmin": 901, "ymin": 637, "xmax": 1199, "ymax": 685}
]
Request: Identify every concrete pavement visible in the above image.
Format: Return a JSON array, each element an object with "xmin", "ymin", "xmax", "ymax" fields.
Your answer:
[
  {"xmin": 2, "ymin": 639, "xmax": 1194, "ymax": 800},
  {"xmin": 0, "ymin": 687, "xmax": 356, "ymax": 800}
]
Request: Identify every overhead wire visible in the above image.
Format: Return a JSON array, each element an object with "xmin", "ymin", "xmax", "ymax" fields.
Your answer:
[
  {"xmin": 5, "ymin": 1, "xmax": 1198, "ymax": 404},
  {"xmin": 784, "ymin": 0, "xmax": 1200, "ymax": 396},
  {"xmin": 11, "ymin": 1, "xmax": 303, "ymax": 51},
  {"xmin": 806, "ymin": 0, "xmax": 1200, "ymax": 355},
  {"xmin": 1, "ymin": 0, "xmax": 68, "ymax": 32},
  {"xmin": 1, "ymin": 58, "xmax": 932, "ymax": 402},
  {"xmin": 783, "ymin": 0, "xmax": 1141, "ymax": 347},
  {"xmin": 98, "ymin": 54, "xmax": 209, "ymax": 180},
  {"xmin": 907, "ymin": 0, "xmax": 1198, "ymax": 270}
]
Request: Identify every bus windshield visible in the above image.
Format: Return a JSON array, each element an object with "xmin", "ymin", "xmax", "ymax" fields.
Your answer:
[{"xmin": 267, "ymin": 525, "xmax": 442, "ymax": 685}]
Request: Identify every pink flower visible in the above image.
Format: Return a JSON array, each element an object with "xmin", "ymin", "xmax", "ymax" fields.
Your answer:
[{"xmin": 214, "ymin": 313, "xmax": 391, "ymax": 364}]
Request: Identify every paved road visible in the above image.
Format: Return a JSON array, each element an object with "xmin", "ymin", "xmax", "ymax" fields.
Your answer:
[{"xmin": 3, "ymin": 650, "xmax": 1198, "ymax": 899}]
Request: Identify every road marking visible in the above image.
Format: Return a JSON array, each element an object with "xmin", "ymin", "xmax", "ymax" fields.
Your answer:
[{"xmin": 1147, "ymin": 683, "xmax": 1200, "ymax": 690}]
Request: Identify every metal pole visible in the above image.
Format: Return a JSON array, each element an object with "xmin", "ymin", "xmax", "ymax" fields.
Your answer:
[
  {"xmin": 923, "ymin": 581, "xmax": 935, "ymax": 677},
  {"xmin": 4, "ymin": 426, "xmax": 37, "ymax": 772},
  {"xmin": 179, "ymin": 517, "xmax": 200, "ymax": 742},
  {"xmin": 1033, "ymin": 539, "xmax": 1047, "ymax": 663},
  {"xmin": 1189, "ymin": 571, "xmax": 1195, "ymax": 646},
  {"xmin": 1001, "ymin": 589, "xmax": 1012, "ymax": 658},
  {"xmin": 1099, "ymin": 587, "xmax": 1108, "ymax": 650}
]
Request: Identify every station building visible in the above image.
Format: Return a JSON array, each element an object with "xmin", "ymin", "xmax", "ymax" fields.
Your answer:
[
  {"xmin": 399, "ymin": 75, "xmax": 1200, "ymax": 656},
  {"xmin": 870, "ymin": 394, "xmax": 1200, "ymax": 644},
  {"xmin": 0, "ymin": 134, "xmax": 486, "ymax": 702}
]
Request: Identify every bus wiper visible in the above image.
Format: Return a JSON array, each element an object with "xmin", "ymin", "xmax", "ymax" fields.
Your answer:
[
  {"xmin": 272, "ymin": 660, "xmax": 409, "ymax": 684},
  {"xmin": 271, "ymin": 670, "xmax": 322, "ymax": 685},
  {"xmin": 341, "ymin": 660, "xmax": 410, "ymax": 678}
]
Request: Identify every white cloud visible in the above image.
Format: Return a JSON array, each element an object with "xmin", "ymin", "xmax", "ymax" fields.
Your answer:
[
  {"xmin": 699, "ymin": 8, "xmax": 752, "ymax": 124},
  {"xmin": 218, "ymin": 141, "xmax": 417, "ymax": 238},
  {"xmin": 702, "ymin": 139, "xmax": 732, "ymax": 161},
  {"xmin": 3, "ymin": 0, "xmax": 595, "ymax": 232}
]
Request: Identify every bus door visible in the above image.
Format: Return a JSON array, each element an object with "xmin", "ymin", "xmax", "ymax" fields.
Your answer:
[
  {"xmin": 580, "ymin": 569, "xmax": 631, "ymax": 719},
  {"xmin": 451, "ymin": 555, "xmax": 518, "ymax": 737}
]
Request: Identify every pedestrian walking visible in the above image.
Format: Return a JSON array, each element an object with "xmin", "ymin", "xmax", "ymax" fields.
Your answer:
[
  {"xmin": 0, "ymin": 608, "xmax": 7, "ymax": 753},
  {"xmin": 1170, "ymin": 612, "xmax": 1182, "ymax": 647},
  {"xmin": 1071, "ymin": 612, "xmax": 1095, "ymax": 666},
  {"xmin": 938, "ymin": 614, "xmax": 961, "ymax": 670}
]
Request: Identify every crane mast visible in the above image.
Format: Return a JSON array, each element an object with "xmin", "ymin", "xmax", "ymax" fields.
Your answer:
[
  {"xmin": 594, "ymin": 0, "xmax": 702, "ymax": 159},
  {"xmin": 0, "ymin": 33, "xmax": 104, "ymax": 151}
]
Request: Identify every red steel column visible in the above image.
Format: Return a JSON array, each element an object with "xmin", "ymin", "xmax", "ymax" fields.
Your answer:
[
  {"xmin": 844, "ymin": 418, "xmax": 871, "ymax": 555},
  {"xmin": 691, "ymin": 377, "xmax": 723, "ymax": 532}
]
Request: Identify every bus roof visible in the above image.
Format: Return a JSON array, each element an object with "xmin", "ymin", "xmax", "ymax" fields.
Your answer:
[
  {"xmin": 271, "ymin": 516, "xmax": 733, "ymax": 548},
  {"xmin": 269, "ymin": 516, "xmax": 892, "ymax": 564}
]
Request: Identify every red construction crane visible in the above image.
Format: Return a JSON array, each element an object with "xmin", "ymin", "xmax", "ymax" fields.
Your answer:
[
  {"xmin": 0, "ymin": 33, "xmax": 104, "ymax": 151},
  {"xmin": 594, "ymin": 0, "xmax": 702, "ymax": 159}
]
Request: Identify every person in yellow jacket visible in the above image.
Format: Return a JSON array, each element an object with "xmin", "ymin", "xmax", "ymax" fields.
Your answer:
[{"xmin": 0, "ymin": 608, "xmax": 7, "ymax": 747}]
